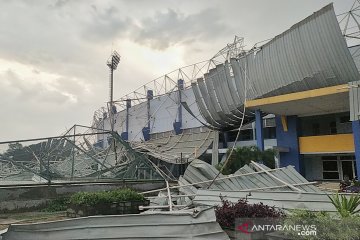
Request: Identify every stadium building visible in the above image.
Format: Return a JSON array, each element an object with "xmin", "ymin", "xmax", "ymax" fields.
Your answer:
[{"xmin": 93, "ymin": 4, "xmax": 360, "ymax": 182}]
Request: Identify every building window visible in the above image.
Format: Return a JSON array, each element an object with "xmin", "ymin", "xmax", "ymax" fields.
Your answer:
[
  {"xmin": 264, "ymin": 127, "xmax": 276, "ymax": 139},
  {"xmin": 339, "ymin": 115, "xmax": 350, "ymax": 123},
  {"xmin": 239, "ymin": 129, "xmax": 253, "ymax": 141},
  {"xmin": 321, "ymin": 155, "xmax": 357, "ymax": 180},
  {"xmin": 330, "ymin": 121, "xmax": 337, "ymax": 134},
  {"xmin": 322, "ymin": 160, "xmax": 339, "ymax": 180},
  {"xmin": 312, "ymin": 123, "xmax": 320, "ymax": 135}
]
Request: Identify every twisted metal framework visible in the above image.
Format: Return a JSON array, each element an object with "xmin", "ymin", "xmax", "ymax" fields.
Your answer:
[
  {"xmin": 91, "ymin": 37, "xmax": 247, "ymax": 127},
  {"xmin": 338, "ymin": 0, "xmax": 360, "ymax": 43},
  {"xmin": 0, "ymin": 125, "xmax": 169, "ymax": 184}
]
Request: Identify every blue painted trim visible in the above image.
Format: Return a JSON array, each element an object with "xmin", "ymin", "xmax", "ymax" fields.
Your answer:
[
  {"xmin": 352, "ymin": 120, "xmax": 360, "ymax": 179},
  {"xmin": 147, "ymin": 90, "xmax": 154, "ymax": 100},
  {"xmin": 142, "ymin": 127, "xmax": 150, "ymax": 141},
  {"xmin": 255, "ymin": 110, "xmax": 264, "ymax": 151},
  {"xmin": 120, "ymin": 132, "xmax": 128, "ymax": 141},
  {"xmin": 275, "ymin": 115, "xmax": 302, "ymax": 173},
  {"xmin": 173, "ymin": 121, "xmax": 182, "ymax": 135},
  {"xmin": 94, "ymin": 139, "xmax": 104, "ymax": 148}
]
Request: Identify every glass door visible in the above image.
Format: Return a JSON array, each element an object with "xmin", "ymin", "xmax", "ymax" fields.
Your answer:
[{"xmin": 341, "ymin": 161, "xmax": 355, "ymax": 180}]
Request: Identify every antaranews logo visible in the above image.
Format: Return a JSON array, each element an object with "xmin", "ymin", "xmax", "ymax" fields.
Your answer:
[
  {"xmin": 237, "ymin": 221, "xmax": 252, "ymax": 234},
  {"xmin": 235, "ymin": 218, "xmax": 317, "ymax": 239}
]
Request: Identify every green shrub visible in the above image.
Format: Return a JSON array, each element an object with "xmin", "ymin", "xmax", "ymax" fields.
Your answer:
[
  {"xmin": 218, "ymin": 146, "xmax": 275, "ymax": 174},
  {"xmin": 42, "ymin": 197, "xmax": 70, "ymax": 212},
  {"xmin": 283, "ymin": 210, "xmax": 360, "ymax": 240},
  {"xmin": 328, "ymin": 193, "xmax": 360, "ymax": 217},
  {"xmin": 108, "ymin": 188, "xmax": 145, "ymax": 202},
  {"xmin": 69, "ymin": 188, "xmax": 145, "ymax": 207}
]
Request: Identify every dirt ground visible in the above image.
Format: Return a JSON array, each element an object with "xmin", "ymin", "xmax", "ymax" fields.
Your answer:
[{"xmin": 0, "ymin": 211, "xmax": 69, "ymax": 230}]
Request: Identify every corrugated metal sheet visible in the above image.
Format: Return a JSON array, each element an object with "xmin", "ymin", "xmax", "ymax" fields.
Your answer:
[
  {"xmin": 224, "ymin": 61, "xmax": 244, "ymax": 109},
  {"xmin": 179, "ymin": 159, "xmax": 321, "ymax": 192},
  {"xmin": 207, "ymin": 70, "xmax": 234, "ymax": 121},
  {"xmin": 197, "ymin": 77, "xmax": 230, "ymax": 126},
  {"xmin": 203, "ymin": 72, "xmax": 234, "ymax": 124},
  {"xmin": 193, "ymin": 189, "xmax": 355, "ymax": 212},
  {"xmin": 235, "ymin": 4, "xmax": 359, "ymax": 100},
  {"xmin": 133, "ymin": 130, "xmax": 215, "ymax": 164},
  {"xmin": 192, "ymin": 4, "xmax": 360, "ymax": 129},
  {"xmin": 191, "ymin": 81, "xmax": 222, "ymax": 128},
  {"xmin": 349, "ymin": 80, "xmax": 360, "ymax": 121},
  {"xmin": 1, "ymin": 208, "xmax": 230, "ymax": 240}
]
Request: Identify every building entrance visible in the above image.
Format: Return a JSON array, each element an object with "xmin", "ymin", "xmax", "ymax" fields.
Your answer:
[{"xmin": 322, "ymin": 155, "xmax": 357, "ymax": 180}]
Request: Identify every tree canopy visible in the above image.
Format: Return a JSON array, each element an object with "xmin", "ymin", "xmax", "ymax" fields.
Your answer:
[{"xmin": 217, "ymin": 146, "xmax": 275, "ymax": 174}]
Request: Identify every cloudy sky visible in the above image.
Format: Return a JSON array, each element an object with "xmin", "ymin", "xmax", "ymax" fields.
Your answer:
[{"xmin": 0, "ymin": 0, "xmax": 355, "ymax": 141}]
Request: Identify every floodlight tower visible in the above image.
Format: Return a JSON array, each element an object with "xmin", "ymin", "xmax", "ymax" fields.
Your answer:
[{"xmin": 107, "ymin": 51, "xmax": 121, "ymax": 132}]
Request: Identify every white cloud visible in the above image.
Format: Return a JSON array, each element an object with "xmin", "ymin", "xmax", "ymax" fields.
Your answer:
[{"xmin": 0, "ymin": 0, "xmax": 354, "ymax": 141}]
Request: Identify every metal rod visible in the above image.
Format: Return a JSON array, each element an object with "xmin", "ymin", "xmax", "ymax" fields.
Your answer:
[
  {"xmin": 146, "ymin": 194, "xmax": 196, "ymax": 199},
  {"xmin": 250, "ymin": 161, "xmax": 302, "ymax": 192},
  {"xmin": 71, "ymin": 125, "xmax": 76, "ymax": 180},
  {"xmin": 139, "ymin": 205, "xmax": 187, "ymax": 210},
  {"xmin": 0, "ymin": 132, "xmax": 111, "ymax": 145},
  {"xmin": 166, "ymin": 180, "xmax": 173, "ymax": 211}
]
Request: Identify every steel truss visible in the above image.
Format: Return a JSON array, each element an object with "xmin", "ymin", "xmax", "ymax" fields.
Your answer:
[
  {"xmin": 0, "ymin": 125, "xmax": 171, "ymax": 183},
  {"xmin": 91, "ymin": 36, "xmax": 247, "ymax": 126},
  {"xmin": 338, "ymin": 0, "xmax": 360, "ymax": 44}
]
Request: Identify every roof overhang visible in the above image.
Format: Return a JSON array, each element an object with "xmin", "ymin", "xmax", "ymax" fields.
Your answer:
[{"xmin": 245, "ymin": 84, "xmax": 350, "ymax": 116}]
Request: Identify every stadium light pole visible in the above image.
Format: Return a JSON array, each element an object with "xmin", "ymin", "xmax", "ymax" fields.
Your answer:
[
  {"xmin": 107, "ymin": 51, "xmax": 120, "ymax": 164},
  {"xmin": 107, "ymin": 51, "xmax": 121, "ymax": 132}
]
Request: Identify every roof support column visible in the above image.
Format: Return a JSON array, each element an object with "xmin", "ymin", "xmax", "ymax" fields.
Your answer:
[
  {"xmin": 255, "ymin": 110, "xmax": 264, "ymax": 151},
  {"xmin": 275, "ymin": 115, "xmax": 303, "ymax": 173},
  {"xmin": 142, "ymin": 90, "xmax": 153, "ymax": 141},
  {"xmin": 173, "ymin": 79, "xmax": 184, "ymax": 135},
  {"xmin": 352, "ymin": 120, "xmax": 360, "ymax": 179}
]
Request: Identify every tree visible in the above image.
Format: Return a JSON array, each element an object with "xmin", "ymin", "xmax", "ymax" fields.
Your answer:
[
  {"xmin": 2, "ymin": 142, "xmax": 28, "ymax": 161},
  {"xmin": 217, "ymin": 146, "xmax": 275, "ymax": 174}
]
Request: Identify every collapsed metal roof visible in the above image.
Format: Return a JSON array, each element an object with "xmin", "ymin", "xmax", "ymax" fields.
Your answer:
[
  {"xmin": 147, "ymin": 160, "xmax": 359, "ymax": 213},
  {"xmin": 1, "ymin": 208, "xmax": 229, "ymax": 240},
  {"xmin": 192, "ymin": 4, "xmax": 360, "ymax": 130},
  {"xmin": 180, "ymin": 159, "xmax": 321, "ymax": 193},
  {"xmin": 133, "ymin": 129, "xmax": 215, "ymax": 164},
  {"xmin": 193, "ymin": 190, "xmax": 342, "ymax": 212}
]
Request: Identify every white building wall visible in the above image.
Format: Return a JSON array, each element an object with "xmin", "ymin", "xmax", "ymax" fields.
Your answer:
[
  {"xmin": 128, "ymin": 101, "xmax": 148, "ymax": 141},
  {"xmin": 181, "ymin": 88, "xmax": 205, "ymax": 129},
  {"xmin": 150, "ymin": 92, "xmax": 178, "ymax": 134},
  {"xmin": 113, "ymin": 111, "xmax": 127, "ymax": 134},
  {"xmin": 105, "ymin": 87, "xmax": 205, "ymax": 140}
]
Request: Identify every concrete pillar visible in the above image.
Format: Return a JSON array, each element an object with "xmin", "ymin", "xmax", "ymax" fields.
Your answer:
[
  {"xmin": 212, "ymin": 131, "xmax": 219, "ymax": 166},
  {"xmin": 255, "ymin": 110, "xmax": 264, "ymax": 151},
  {"xmin": 352, "ymin": 120, "xmax": 360, "ymax": 178},
  {"xmin": 275, "ymin": 115, "xmax": 302, "ymax": 173}
]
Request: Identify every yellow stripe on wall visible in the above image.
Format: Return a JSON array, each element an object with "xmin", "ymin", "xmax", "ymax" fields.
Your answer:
[
  {"xmin": 299, "ymin": 134, "xmax": 354, "ymax": 154},
  {"xmin": 245, "ymin": 84, "xmax": 348, "ymax": 108}
]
